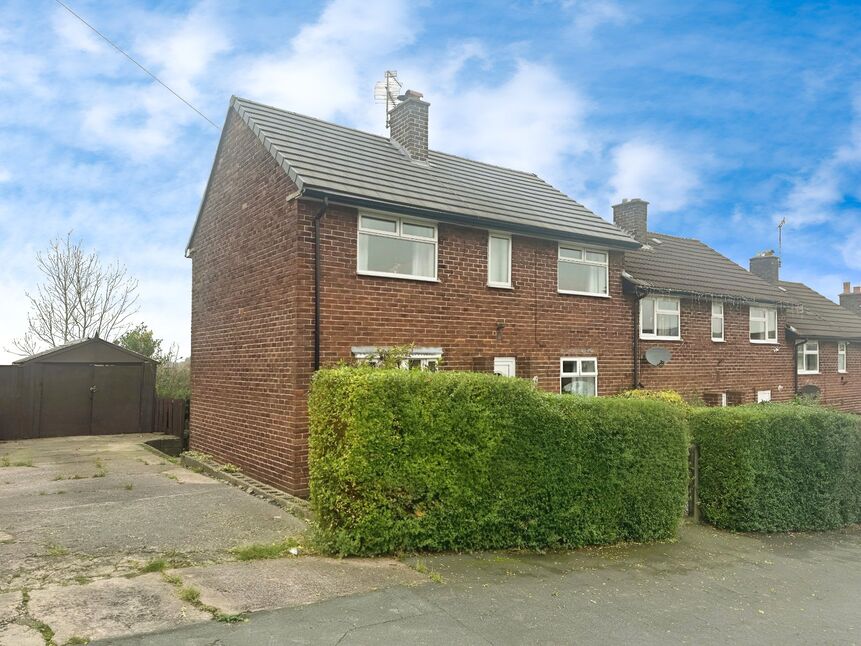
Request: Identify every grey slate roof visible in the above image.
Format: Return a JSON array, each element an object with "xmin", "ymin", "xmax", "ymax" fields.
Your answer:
[
  {"xmin": 212, "ymin": 96, "xmax": 638, "ymax": 249},
  {"xmin": 779, "ymin": 281, "xmax": 861, "ymax": 340},
  {"xmin": 623, "ymin": 233, "xmax": 795, "ymax": 305}
]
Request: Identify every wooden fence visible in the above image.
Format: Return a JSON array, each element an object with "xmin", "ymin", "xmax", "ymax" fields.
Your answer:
[{"xmin": 154, "ymin": 398, "xmax": 187, "ymax": 437}]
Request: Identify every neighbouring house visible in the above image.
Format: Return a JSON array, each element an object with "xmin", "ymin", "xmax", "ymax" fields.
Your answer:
[
  {"xmin": 748, "ymin": 255, "xmax": 861, "ymax": 412},
  {"xmin": 616, "ymin": 200, "xmax": 797, "ymax": 406},
  {"xmin": 187, "ymin": 92, "xmax": 642, "ymax": 495}
]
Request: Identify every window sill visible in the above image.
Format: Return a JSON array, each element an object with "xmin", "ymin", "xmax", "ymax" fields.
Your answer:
[
  {"xmin": 557, "ymin": 290, "xmax": 610, "ymax": 298},
  {"xmin": 357, "ymin": 270, "xmax": 440, "ymax": 283},
  {"xmin": 797, "ymin": 371, "xmax": 820, "ymax": 376},
  {"xmin": 711, "ymin": 339, "xmax": 726, "ymax": 343},
  {"xmin": 750, "ymin": 340, "xmax": 778, "ymax": 345},
  {"xmin": 640, "ymin": 335, "xmax": 683, "ymax": 342},
  {"xmin": 487, "ymin": 283, "xmax": 513, "ymax": 290},
  {"xmin": 838, "ymin": 370, "xmax": 848, "ymax": 374}
]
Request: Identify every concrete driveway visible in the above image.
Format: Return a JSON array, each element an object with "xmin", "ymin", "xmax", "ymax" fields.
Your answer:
[{"xmin": 0, "ymin": 435, "xmax": 422, "ymax": 645}]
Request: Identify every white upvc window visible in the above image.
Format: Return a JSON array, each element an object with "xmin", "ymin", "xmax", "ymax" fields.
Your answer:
[
  {"xmin": 357, "ymin": 213, "xmax": 437, "ymax": 281},
  {"xmin": 487, "ymin": 233, "xmax": 512, "ymax": 288},
  {"xmin": 749, "ymin": 307, "xmax": 778, "ymax": 343},
  {"xmin": 353, "ymin": 346, "xmax": 441, "ymax": 371},
  {"xmin": 797, "ymin": 340, "xmax": 819, "ymax": 374},
  {"xmin": 711, "ymin": 301, "xmax": 724, "ymax": 341},
  {"xmin": 557, "ymin": 244, "xmax": 608, "ymax": 296},
  {"xmin": 560, "ymin": 357, "xmax": 598, "ymax": 396},
  {"xmin": 838, "ymin": 342, "xmax": 848, "ymax": 373},
  {"xmin": 640, "ymin": 296, "xmax": 681, "ymax": 340}
]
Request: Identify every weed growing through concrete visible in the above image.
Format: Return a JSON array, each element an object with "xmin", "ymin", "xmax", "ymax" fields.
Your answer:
[
  {"xmin": 230, "ymin": 537, "xmax": 301, "ymax": 561},
  {"xmin": 45, "ymin": 543, "xmax": 69, "ymax": 557},
  {"xmin": 124, "ymin": 483, "xmax": 134, "ymax": 490},
  {"xmin": 52, "ymin": 475, "xmax": 66, "ymax": 481},
  {"xmin": 73, "ymin": 575, "xmax": 92, "ymax": 585},
  {"xmin": 179, "ymin": 586, "xmax": 201, "ymax": 603},
  {"xmin": 411, "ymin": 560, "xmax": 445, "ymax": 583},
  {"xmin": 139, "ymin": 559, "xmax": 168, "ymax": 573},
  {"xmin": 65, "ymin": 636, "xmax": 91, "ymax": 644},
  {"xmin": 92, "ymin": 470, "xmax": 107, "ymax": 478},
  {"xmin": 221, "ymin": 463, "xmax": 241, "ymax": 474},
  {"xmin": 164, "ymin": 473, "xmax": 179, "ymax": 481},
  {"xmin": 1, "ymin": 455, "xmax": 33, "ymax": 467}
]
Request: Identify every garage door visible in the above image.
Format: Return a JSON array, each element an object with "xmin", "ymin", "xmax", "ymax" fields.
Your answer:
[{"xmin": 38, "ymin": 364, "xmax": 143, "ymax": 437}]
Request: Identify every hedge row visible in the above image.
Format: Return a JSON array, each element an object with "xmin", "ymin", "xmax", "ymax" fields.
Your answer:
[
  {"xmin": 308, "ymin": 368, "xmax": 690, "ymax": 556},
  {"xmin": 691, "ymin": 406, "xmax": 861, "ymax": 532}
]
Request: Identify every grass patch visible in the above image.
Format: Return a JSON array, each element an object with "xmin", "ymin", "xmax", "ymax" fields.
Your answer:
[
  {"xmin": 162, "ymin": 572, "xmax": 182, "ymax": 586},
  {"xmin": 73, "ymin": 575, "xmax": 92, "ymax": 585},
  {"xmin": 230, "ymin": 537, "xmax": 301, "ymax": 561},
  {"xmin": 1, "ymin": 455, "xmax": 33, "ymax": 467},
  {"xmin": 221, "ymin": 463, "xmax": 241, "ymax": 474},
  {"xmin": 164, "ymin": 473, "xmax": 179, "ymax": 481},
  {"xmin": 139, "ymin": 559, "xmax": 168, "ymax": 573},
  {"xmin": 52, "ymin": 475, "xmax": 66, "ymax": 481},
  {"xmin": 45, "ymin": 543, "xmax": 69, "ymax": 557},
  {"xmin": 215, "ymin": 612, "xmax": 247, "ymax": 623},
  {"xmin": 65, "ymin": 636, "xmax": 90, "ymax": 645},
  {"xmin": 92, "ymin": 470, "xmax": 107, "ymax": 478},
  {"xmin": 179, "ymin": 586, "xmax": 200, "ymax": 603},
  {"xmin": 124, "ymin": 483, "xmax": 134, "ymax": 491},
  {"xmin": 411, "ymin": 559, "xmax": 445, "ymax": 583}
]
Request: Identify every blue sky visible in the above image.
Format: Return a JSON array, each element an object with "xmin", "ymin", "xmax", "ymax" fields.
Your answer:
[{"xmin": 1, "ymin": 0, "xmax": 860, "ymax": 361}]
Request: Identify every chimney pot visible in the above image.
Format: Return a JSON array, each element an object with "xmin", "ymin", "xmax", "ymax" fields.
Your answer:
[
  {"xmin": 844, "ymin": 281, "xmax": 852, "ymax": 294},
  {"xmin": 389, "ymin": 88, "xmax": 429, "ymax": 162},
  {"xmin": 612, "ymin": 198, "xmax": 648, "ymax": 243},
  {"xmin": 839, "ymin": 283, "xmax": 861, "ymax": 314},
  {"xmin": 856, "ymin": 286, "xmax": 861, "ymax": 294}
]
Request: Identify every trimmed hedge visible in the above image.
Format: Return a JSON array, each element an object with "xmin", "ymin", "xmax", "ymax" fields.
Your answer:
[
  {"xmin": 309, "ymin": 368, "xmax": 689, "ymax": 555},
  {"xmin": 691, "ymin": 405, "xmax": 861, "ymax": 532}
]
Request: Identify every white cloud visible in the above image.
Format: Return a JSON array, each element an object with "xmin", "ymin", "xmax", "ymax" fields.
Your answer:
[
  {"xmin": 239, "ymin": 0, "xmax": 418, "ymax": 120},
  {"xmin": 609, "ymin": 139, "xmax": 700, "ymax": 211},
  {"xmin": 562, "ymin": 0, "xmax": 629, "ymax": 38},
  {"xmin": 51, "ymin": 8, "xmax": 104, "ymax": 54},
  {"xmin": 778, "ymin": 94, "xmax": 861, "ymax": 228},
  {"xmin": 0, "ymin": 167, "xmax": 10, "ymax": 182},
  {"xmin": 840, "ymin": 229, "xmax": 861, "ymax": 270}
]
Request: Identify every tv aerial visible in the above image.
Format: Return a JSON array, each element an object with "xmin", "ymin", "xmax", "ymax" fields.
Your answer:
[
  {"xmin": 645, "ymin": 347, "xmax": 672, "ymax": 367},
  {"xmin": 374, "ymin": 70, "xmax": 402, "ymax": 129}
]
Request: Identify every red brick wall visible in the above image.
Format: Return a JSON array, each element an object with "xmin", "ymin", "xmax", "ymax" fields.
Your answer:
[
  {"xmin": 189, "ymin": 110, "xmax": 308, "ymax": 495},
  {"xmin": 797, "ymin": 340, "xmax": 861, "ymax": 413},
  {"xmin": 635, "ymin": 298, "xmax": 795, "ymax": 404}
]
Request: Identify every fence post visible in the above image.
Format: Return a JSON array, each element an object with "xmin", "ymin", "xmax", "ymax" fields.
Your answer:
[{"xmin": 688, "ymin": 444, "xmax": 700, "ymax": 521}]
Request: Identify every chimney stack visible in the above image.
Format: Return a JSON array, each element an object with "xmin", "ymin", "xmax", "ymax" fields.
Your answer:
[
  {"xmin": 612, "ymin": 198, "xmax": 649, "ymax": 243},
  {"xmin": 749, "ymin": 250, "xmax": 780, "ymax": 283},
  {"xmin": 840, "ymin": 281, "xmax": 861, "ymax": 316},
  {"xmin": 389, "ymin": 89, "xmax": 429, "ymax": 162}
]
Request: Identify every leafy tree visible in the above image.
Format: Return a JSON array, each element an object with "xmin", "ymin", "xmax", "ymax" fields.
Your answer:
[
  {"xmin": 9, "ymin": 233, "xmax": 138, "ymax": 355},
  {"xmin": 116, "ymin": 323, "xmax": 162, "ymax": 359}
]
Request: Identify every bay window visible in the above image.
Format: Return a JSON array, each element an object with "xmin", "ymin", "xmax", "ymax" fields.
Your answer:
[
  {"xmin": 557, "ymin": 245, "xmax": 608, "ymax": 296},
  {"xmin": 357, "ymin": 213, "xmax": 437, "ymax": 280}
]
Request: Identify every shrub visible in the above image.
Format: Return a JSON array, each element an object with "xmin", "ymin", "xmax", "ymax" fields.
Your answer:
[
  {"xmin": 309, "ymin": 368, "xmax": 690, "ymax": 556},
  {"xmin": 617, "ymin": 389, "xmax": 688, "ymax": 407},
  {"xmin": 691, "ymin": 405, "xmax": 861, "ymax": 532}
]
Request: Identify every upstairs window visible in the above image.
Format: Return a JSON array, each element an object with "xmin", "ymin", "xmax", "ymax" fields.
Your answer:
[
  {"xmin": 797, "ymin": 340, "xmax": 819, "ymax": 374},
  {"xmin": 357, "ymin": 213, "xmax": 437, "ymax": 280},
  {"xmin": 750, "ymin": 307, "xmax": 778, "ymax": 343},
  {"xmin": 838, "ymin": 342, "xmax": 848, "ymax": 373},
  {"xmin": 560, "ymin": 358, "xmax": 598, "ymax": 396},
  {"xmin": 640, "ymin": 297, "xmax": 681, "ymax": 340},
  {"xmin": 487, "ymin": 233, "xmax": 512, "ymax": 288},
  {"xmin": 557, "ymin": 245, "xmax": 608, "ymax": 296},
  {"xmin": 711, "ymin": 301, "xmax": 724, "ymax": 341}
]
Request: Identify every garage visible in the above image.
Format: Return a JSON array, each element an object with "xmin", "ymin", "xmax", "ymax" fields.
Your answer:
[{"xmin": 0, "ymin": 337, "xmax": 156, "ymax": 440}]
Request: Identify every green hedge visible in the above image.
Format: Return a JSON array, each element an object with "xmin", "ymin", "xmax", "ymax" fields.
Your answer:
[
  {"xmin": 309, "ymin": 368, "xmax": 690, "ymax": 555},
  {"xmin": 691, "ymin": 406, "xmax": 861, "ymax": 532}
]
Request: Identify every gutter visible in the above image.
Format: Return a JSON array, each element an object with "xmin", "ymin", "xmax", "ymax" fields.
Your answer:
[{"xmin": 313, "ymin": 197, "xmax": 329, "ymax": 371}]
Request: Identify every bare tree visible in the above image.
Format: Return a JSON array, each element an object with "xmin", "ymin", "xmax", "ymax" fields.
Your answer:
[{"xmin": 8, "ymin": 233, "xmax": 139, "ymax": 355}]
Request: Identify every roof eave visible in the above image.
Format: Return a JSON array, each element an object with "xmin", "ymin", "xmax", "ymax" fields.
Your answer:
[
  {"xmin": 620, "ymin": 275, "xmax": 795, "ymax": 306},
  {"xmin": 302, "ymin": 188, "xmax": 642, "ymax": 251}
]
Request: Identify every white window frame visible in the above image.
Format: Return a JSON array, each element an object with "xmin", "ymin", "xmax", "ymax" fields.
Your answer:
[
  {"xmin": 749, "ymin": 307, "xmax": 778, "ymax": 344},
  {"xmin": 356, "ymin": 212, "xmax": 438, "ymax": 282},
  {"xmin": 557, "ymin": 244, "xmax": 610, "ymax": 297},
  {"xmin": 493, "ymin": 357, "xmax": 516, "ymax": 377},
  {"xmin": 838, "ymin": 341, "xmax": 848, "ymax": 373},
  {"xmin": 640, "ymin": 296, "xmax": 682, "ymax": 341},
  {"xmin": 757, "ymin": 390, "xmax": 772, "ymax": 403},
  {"xmin": 797, "ymin": 340, "xmax": 820, "ymax": 375},
  {"xmin": 559, "ymin": 357, "xmax": 598, "ymax": 396},
  {"xmin": 487, "ymin": 232, "xmax": 512, "ymax": 289},
  {"xmin": 352, "ymin": 346, "xmax": 442, "ymax": 371},
  {"xmin": 711, "ymin": 301, "xmax": 725, "ymax": 342}
]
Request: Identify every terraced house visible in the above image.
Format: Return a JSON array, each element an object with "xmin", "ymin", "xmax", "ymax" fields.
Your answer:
[{"xmin": 187, "ymin": 91, "xmax": 861, "ymax": 495}]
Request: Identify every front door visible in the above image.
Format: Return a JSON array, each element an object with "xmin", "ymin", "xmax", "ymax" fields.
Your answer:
[{"xmin": 493, "ymin": 357, "xmax": 516, "ymax": 377}]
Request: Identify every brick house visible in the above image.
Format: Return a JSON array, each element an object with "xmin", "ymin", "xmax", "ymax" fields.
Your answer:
[
  {"xmin": 614, "ymin": 200, "xmax": 797, "ymax": 406},
  {"xmin": 747, "ymin": 255, "xmax": 861, "ymax": 413},
  {"xmin": 187, "ymin": 92, "xmax": 646, "ymax": 495},
  {"xmin": 187, "ymin": 91, "xmax": 859, "ymax": 495}
]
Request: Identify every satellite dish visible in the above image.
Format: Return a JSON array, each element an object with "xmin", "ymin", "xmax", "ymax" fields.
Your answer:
[
  {"xmin": 799, "ymin": 384, "xmax": 821, "ymax": 399},
  {"xmin": 645, "ymin": 347, "xmax": 672, "ymax": 367}
]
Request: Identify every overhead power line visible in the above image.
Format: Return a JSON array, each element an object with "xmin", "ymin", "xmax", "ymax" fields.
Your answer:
[{"xmin": 54, "ymin": 0, "xmax": 219, "ymax": 129}]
